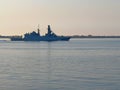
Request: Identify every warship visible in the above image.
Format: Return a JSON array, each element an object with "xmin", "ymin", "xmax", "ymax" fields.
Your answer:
[{"xmin": 11, "ymin": 25, "xmax": 71, "ymax": 41}]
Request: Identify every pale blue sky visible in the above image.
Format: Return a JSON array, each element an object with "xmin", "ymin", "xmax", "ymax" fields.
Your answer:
[{"xmin": 0, "ymin": 0, "xmax": 120, "ymax": 35}]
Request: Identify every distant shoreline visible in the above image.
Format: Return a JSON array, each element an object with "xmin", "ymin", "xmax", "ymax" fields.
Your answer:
[
  {"xmin": 70, "ymin": 35, "xmax": 120, "ymax": 38},
  {"xmin": 1, "ymin": 35, "xmax": 120, "ymax": 39}
]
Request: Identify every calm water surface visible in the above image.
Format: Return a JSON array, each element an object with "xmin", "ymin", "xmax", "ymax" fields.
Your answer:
[{"xmin": 0, "ymin": 38, "xmax": 120, "ymax": 90}]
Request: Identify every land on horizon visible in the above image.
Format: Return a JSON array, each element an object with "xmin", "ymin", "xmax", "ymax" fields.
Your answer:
[{"xmin": 1, "ymin": 35, "xmax": 120, "ymax": 39}]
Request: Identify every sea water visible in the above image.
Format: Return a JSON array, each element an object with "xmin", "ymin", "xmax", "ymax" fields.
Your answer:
[{"xmin": 0, "ymin": 38, "xmax": 120, "ymax": 90}]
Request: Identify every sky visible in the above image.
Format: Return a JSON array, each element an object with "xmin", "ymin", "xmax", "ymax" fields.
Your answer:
[{"xmin": 0, "ymin": 0, "xmax": 120, "ymax": 36}]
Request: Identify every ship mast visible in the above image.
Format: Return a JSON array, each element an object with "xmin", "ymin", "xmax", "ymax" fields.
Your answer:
[
  {"xmin": 37, "ymin": 24, "xmax": 40, "ymax": 36},
  {"xmin": 48, "ymin": 25, "xmax": 52, "ymax": 35}
]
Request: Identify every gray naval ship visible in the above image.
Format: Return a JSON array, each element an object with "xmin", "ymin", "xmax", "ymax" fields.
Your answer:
[{"xmin": 11, "ymin": 25, "xmax": 71, "ymax": 41}]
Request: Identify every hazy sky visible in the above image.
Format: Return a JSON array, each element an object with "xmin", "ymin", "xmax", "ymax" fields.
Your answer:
[{"xmin": 0, "ymin": 0, "xmax": 120, "ymax": 35}]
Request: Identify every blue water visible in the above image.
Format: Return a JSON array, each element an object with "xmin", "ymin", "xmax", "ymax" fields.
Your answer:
[{"xmin": 0, "ymin": 38, "xmax": 120, "ymax": 90}]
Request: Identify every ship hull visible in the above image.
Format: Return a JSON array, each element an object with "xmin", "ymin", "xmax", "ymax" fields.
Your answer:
[
  {"xmin": 11, "ymin": 36, "xmax": 70, "ymax": 41},
  {"xmin": 11, "ymin": 37, "xmax": 23, "ymax": 41}
]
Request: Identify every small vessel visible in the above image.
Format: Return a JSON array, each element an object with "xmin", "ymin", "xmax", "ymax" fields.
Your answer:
[{"xmin": 11, "ymin": 25, "xmax": 71, "ymax": 41}]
